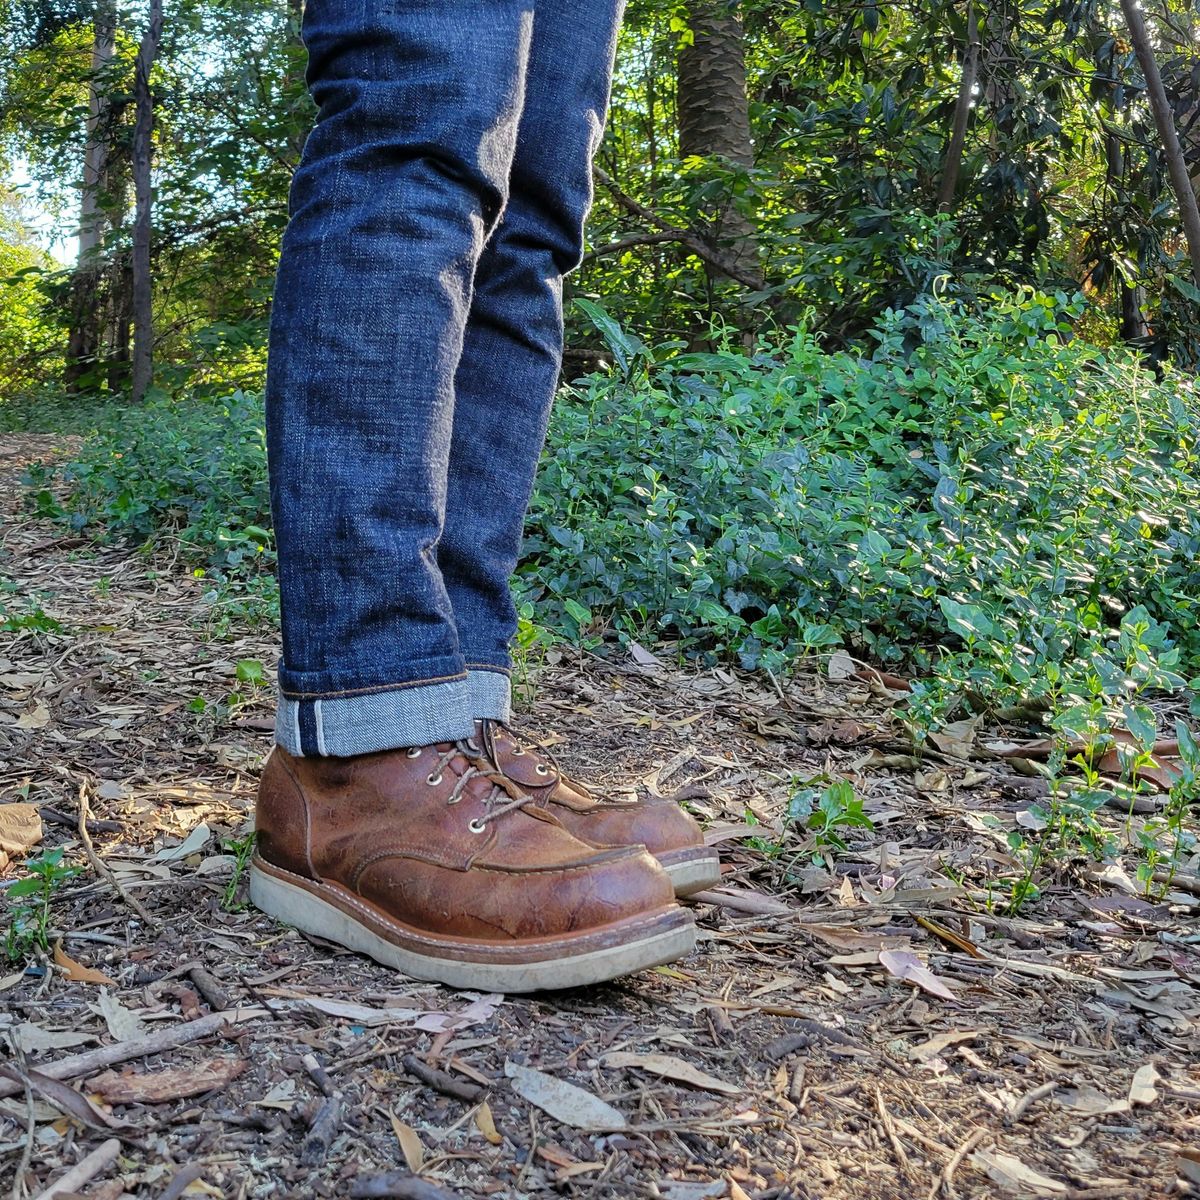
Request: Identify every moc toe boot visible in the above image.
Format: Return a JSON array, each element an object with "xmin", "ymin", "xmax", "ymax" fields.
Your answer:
[
  {"xmin": 476, "ymin": 720, "xmax": 722, "ymax": 896},
  {"xmin": 250, "ymin": 742, "xmax": 695, "ymax": 993}
]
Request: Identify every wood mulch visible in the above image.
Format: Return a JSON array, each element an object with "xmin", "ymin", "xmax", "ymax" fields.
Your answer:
[{"xmin": 1, "ymin": 432, "xmax": 1197, "ymax": 1199}]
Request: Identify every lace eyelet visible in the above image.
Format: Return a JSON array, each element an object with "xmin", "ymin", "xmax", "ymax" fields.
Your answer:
[
  {"xmin": 467, "ymin": 818, "xmax": 486, "ymax": 834},
  {"xmin": 510, "ymin": 746, "xmax": 525, "ymax": 756},
  {"xmin": 535, "ymin": 764, "xmax": 550, "ymax": 776},
  {"xmin": 406, "ymin": 746, "xmax": 423, "ymax": 758},
  {"xmin": 426, "ymin": 772, "xmax": 443, "ymax": 786}
]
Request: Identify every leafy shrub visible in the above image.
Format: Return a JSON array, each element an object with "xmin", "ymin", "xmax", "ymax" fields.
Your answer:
[{"xmin": 25, "ymin": 288, "xmax": 1200, "ymax": 723}]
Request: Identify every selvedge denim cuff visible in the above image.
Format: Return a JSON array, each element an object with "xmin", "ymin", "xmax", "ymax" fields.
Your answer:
[
  {"xmin": 465, "ymin": 666, "xmax": 512, "ymax": 723},
  {"xmin": 276, "ymin": 670, "xmax": 477, "ymax": 757}
]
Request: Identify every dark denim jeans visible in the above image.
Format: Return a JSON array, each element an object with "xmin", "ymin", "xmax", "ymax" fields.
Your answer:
[{"xmin": 265, "ymin": 0, "xmax": 623, "ymax": 756}]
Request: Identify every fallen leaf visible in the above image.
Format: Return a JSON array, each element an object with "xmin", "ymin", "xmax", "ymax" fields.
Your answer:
[
  {"xmin": 878, "ymin": 950, "xmax": 957, "ymax": 1002},
  {"xmin": 0, "ymin": 1063, "xmax": 128, "ymax": 1131},
  {"xmin": 629, "ymin": 641, "xmax": 663, "ymax": 669},
  {"xmin": 475, "ymin": 1099, "xmax": 502, "ymax": 1145},
  {"xmin": 88, "ymin": 1057, "xmax": 247, "ymax": 1103},
  {"xmin": 929, "ymin": 717, "xmax": 981, "ymax": 759},
  {"xmin": 827, "ymin": 649, "xmax": 855, "ymax": 681},
  {"xmin": 15, "ymin": 701, "xmax": 51, "ymax": 730},
  {"xmin": 92, "ymin": 988, "xmax": 148, "ymax": 1042},
  {"xmin": 970, "ymin": 1148, "xmax": 1067, "ymax": 1195},
  {"xmin": 504, "ymin": 1061, "xmax": 626, "ymax": 1130},
  {"xmin": 908, "ymin": 1030, "xmax": 979, "ymax": 1063},
  {"xmin": 54, "ymin": 941, "xmax": 117, "ymax": 986},
  {"xmin": 6, "ymin": 1022, "xmax": 96, "ymax": 1055},
  {"xmin": 1129, "ymin": 1063, "xmax": 1160, "ymax": 1107},
  {"xmin": 0, "ymin": 803, "xmax": 42, "ymax": 855},
  {"xmin": 1056, "ymin": 1086, "xmax": 1128, "ymax": 1116},
  {"xmin": 414, "ymin": 992, "xmax": 503, "ymax": 1033},
  {"xmin": 915, "ymin": 916, "xmax": 983, "ymax": 958},
  {"xmin": 389, "ymin": 1113, "xmax": 423, "ymax": 1172},
  {"xmin": 147, "ymin": 822, "xmax": 212, "ymax": 863},
  {"xmin": 603, "ymin": 1052, "xmax": 740, "ymax": 1096}
]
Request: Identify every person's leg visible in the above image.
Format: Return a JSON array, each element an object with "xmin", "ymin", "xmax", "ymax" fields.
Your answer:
[
  {"xmin": 265, "ymin": 0, "xmax": 531, "ymax": 758},
  {"xmin": 437, "ymin": 0, "xmax": 625, "ymax": 723},
  {"xmin": 255, "ymin": 0, "xmax": 695, "ymax": 989}
]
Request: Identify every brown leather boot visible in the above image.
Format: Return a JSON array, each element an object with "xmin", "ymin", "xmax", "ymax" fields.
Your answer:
[
  {"xmin": 249, "ymin": 742, "xmax": 694, "ymax": 992},
  {"xmin": 474, "ymin": 720, "xmax": 722, "ymax": 896}
]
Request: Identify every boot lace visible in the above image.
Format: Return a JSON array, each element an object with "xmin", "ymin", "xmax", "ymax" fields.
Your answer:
[{"xmin": 420, "ymin": 740, "xmax": 530, "ymax": 833}]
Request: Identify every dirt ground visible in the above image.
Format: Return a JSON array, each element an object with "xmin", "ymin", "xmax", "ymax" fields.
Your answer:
[{"xmin": 1, "ymin": 431, "xmax": 1198, "ymax": 1200}]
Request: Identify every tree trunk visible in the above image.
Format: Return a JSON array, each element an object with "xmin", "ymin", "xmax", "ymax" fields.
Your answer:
[
  {"xmin": 677, "ymin": 0, "xmax": 761, "ymax": 284},
  {"xmin": 131, "ymin": 0, "xmax": 163, "ymax": 403},
  {"xmin": 936, "ymin": 0, "xmax": 981, "ymax": 214},
  {"xmin": 65, "ymin": 0, "xmax": 117, "ymax": 392},
  {"xmin": 1106, "ymin": 129, "xmax": 1150, "ymax": 342},
  {"xmin": 1119, "ymin": 0, "xmax": 1200, "ymax": 286}
]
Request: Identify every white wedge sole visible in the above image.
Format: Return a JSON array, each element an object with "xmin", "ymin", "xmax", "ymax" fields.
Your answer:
[{"xmin": 249, "ymin": 858, "xmax": 696, "ymax": 993}]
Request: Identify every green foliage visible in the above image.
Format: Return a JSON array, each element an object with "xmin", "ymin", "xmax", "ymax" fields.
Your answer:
[
  {"xmin": 786, "ymin": 778, "xmax": 875, "ymax": 866},
  {"xmin": 220, "ymin": 831, "xmax": 258, "ymax": 913},
  {"xmin": 3, "ymin": 848, "xmax": 81, "ymax": 962}
]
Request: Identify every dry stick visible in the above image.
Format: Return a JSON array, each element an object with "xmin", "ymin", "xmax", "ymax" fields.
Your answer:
[
  {"xmin": 874, "ymin": 1088, "xmax": 912, "ymax": 1174},
  {"xmin": 74, "ymin": 778, "xmax": 156, "ymax": 928},
  {"xmin": 930, "ymin": 1127, "xmax": 987, "ymax": 1200},
  {"xmin": 10, "ymin": 1069, "xmax": 34, "ymax": 1200},
  {"xmin": 158, "ymin": 1164, "xmax": 205, "ymax": 1200},
  {"xmin": 31, "ymin": 1137, "xmax": 121, "ymax": 1200},
  {"xmin": 0, "ymin": 1008, "xmax": 266, "ymax": 1101},
  {"xmin": 1008, "ymin": 1080, "xmax": 1058, "ymax": 1123},
  {"xmin": 301, "ymin": 1095, "xmax": 343, "ymax": 1166},
  {"xmin": 400, "ymin": 1054, "xmax": 485, "ymax": 1104}
]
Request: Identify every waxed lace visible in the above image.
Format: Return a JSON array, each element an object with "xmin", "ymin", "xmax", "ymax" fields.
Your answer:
[
  {"xmin": 424, "ymin": 740, "xmax": 529, "ymax": 831},
  {"xmin": 481, "ymin": 719, "xmax": 593, "ymax": 801}
]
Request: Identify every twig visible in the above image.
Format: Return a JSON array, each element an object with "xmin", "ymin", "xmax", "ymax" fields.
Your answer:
[
  {"xmin": 0, "ymin": 1008, "xmax": 266, "ymax": 1100},
  {"xmin": 31, "ymin": 1137, "xmax": 120, "ymax": 1200},
  {"xmin": 687, "ymin": 888, "xmax": 792, "ymax": 916},
  {"xmin": 400, "ymin": 1054, "xmax": 485, "ymax": 1104},
  {"xmin": 301, "ymin": 1095, "xmax": 343, "ymax": 1166},
  {"xmin": 10, "ymin": 1064, "xmax": 34, "ymax": 1200},
  {"xmin": 929, "ymin": 1127, "xmax": 987, "ymax": 1200},
  {"xmin": 593, "ymin": 165, "xmax": 767, "ymax": 294},
  {"xmin": 874, "ymin": 1088, "xmax": 912, "ymax": 1174},
  {"xmin": 348, "ymin": 1175, "xmax": 463, "ymax": 1199},
  {"xmin": 302, "ymin": 1053, "xmax": 335, "ymax": 1098},
  {"xmin": 1008, "ymin": 1080, "xmax": 1058, "ymax": 1123},
  {"xmin": 74, "ymin": 778, "xmax": 156, "ymax": 928},
  {"xmin": 158, "ymin": 1164, "xmax": 204, "ymax": 1200},
  {"xmin": 187, "ymin": 966, "xmax": 231, "ymax": 1012}
]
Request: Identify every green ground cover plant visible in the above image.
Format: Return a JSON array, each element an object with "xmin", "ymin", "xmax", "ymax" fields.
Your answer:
[{"xmin": 22, "ymin": 288, "xmax": 1200, "ymax": 732}]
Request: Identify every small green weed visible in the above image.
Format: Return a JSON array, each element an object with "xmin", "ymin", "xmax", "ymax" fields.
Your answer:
[
  {"xmin": 786, "ymin": 779, "xmax": 875, "ymax": 868},
  {"xmin": 3, "ymin": 849, "xmax": 82, "ymax": 962},
  {"xmin": 220, "ymin": 831, "xmax": 258, "ymax": 912}
]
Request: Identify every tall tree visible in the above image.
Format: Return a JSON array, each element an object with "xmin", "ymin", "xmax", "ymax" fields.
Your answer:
[
  {"xmin": 677, "ymin": 0, "xmax": 761, "ymax": 283},
  {"xmin": 130, "ymin": 0, "xmax": 162, "ymax": 401}
]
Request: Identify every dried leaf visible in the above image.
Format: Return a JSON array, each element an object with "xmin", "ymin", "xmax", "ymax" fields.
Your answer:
[
  {"xmin": 878, "ymin": 950, "xmax": 957, "ymax": 1002},
  {"xmin": 54, "ymin": 941, "xmax": 117, "ymax": 986},
  {"xmin": 414, "ymin": 992, "xmax": 503, "ymax": 1033},
  {"xmin": 147, "ymin": 822, "xmax": 212, "ymax": 863},
  {"xmin": 908, "ymin": 1030, "xmax": 979, "ymax": 1063},
  {"xmin": 0, "ymin": 1063, "xmax": 128, "ymax": 1131},
  {"xmin": 15, "ymin": 701, "xmax": 50, "ymax": 730},
  {"xmin": 89, "ymin": 1057, "xmax": 247, "ymax": 1103},
  {"xmin": 7, "ymin": 1022, "xmax": 96, "ymax": 1055},
  {"xmin": 475, "ymin": 1099, "xmax": 502, "ymax": 1145},
  {"xmin": 1056, "ymin": 1086, "xmax": 1128, "ymax": 1116},
  {"xmin": 970, "ymin": 1148, "xmax": 1067, "ymax": 1195},
  {"xmin": 504, "ymin": 1061, "xmax": 626, "ymax": 1130},
  {"xmin": 629, "ymin": 641, "xmax": 663, "ymax": 669},
  {"xmin": 0, "ymin": 802, "xmax": 42, "ymax": 855},
  {"xmin": 92, "ymin": 988, "xmax": 149, "ymax": 1042},
  {"xmin": 389, "ymin": 1113, "xmax": 424, "ymax": 1172},
  {"xmin": 915, "ymin": 916, "xmax": 983, "ymax": 958},
  {"xmin": 1129, "ymin": 1063, "xmax": 1160, "ymax": 1107},
  {"xmin": 603, "ymin": 1052, "xmax": 740, "ymax": 1096},
  {"xmin": 827, "ymin": 649, "xmax": 855, "ymax": 681}
]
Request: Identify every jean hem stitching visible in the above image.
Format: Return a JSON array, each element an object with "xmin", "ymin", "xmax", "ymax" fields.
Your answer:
[{"xmin": 280, "ymin": 670, "xmax": 469, "ymax": 701}]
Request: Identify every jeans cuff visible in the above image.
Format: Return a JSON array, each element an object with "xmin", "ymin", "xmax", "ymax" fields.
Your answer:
[
  {"xmin": 276, "ymin": 673, "xmax": 476, "ymax": 757},
  {"xmin": 465, "ymin": 667, "xmax": 512, "ymax": 722}
]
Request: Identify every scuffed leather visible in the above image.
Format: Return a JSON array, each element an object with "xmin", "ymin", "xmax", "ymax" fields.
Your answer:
[
  {"xmin": 254, "ymin": 743, "xmax": 675, "ymax": 942},
  {"xmin": 478, "ymin": 720, "xmax": 708, "ymax": 857}
]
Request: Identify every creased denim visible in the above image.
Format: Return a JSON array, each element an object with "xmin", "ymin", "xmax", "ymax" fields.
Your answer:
[{"xmin": 265, "ymin": 0, "xmax": 623, "ymax": 756}]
